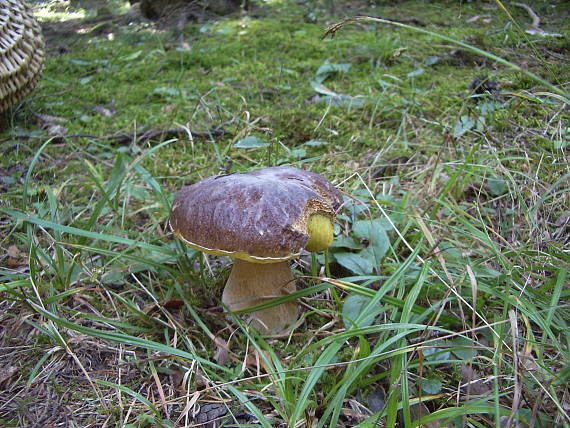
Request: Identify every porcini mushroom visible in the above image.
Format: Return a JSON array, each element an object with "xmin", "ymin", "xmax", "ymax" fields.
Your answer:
[{"xmin": 170, "ymin": 166, "xmax": 342, "ymax": 334}]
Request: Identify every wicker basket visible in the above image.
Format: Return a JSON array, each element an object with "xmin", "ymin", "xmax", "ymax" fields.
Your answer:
[{"xmin": 0, "ymin": 0, "xmax": 45, "ymax": 112}]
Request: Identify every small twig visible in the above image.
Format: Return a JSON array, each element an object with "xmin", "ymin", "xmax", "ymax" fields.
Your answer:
[
  {"xmin": 513, "ymin": 2, "xmax": 540, "ymax": 28},
  {"xmin": 8, "ymin": 125, "xmax": 228, "ymax": 145},
  {"xmin": 105, "ymin": 126, "xmax": 226, "ymax": 144},
  {"xmin": 506, "ymin": 309, "xmax": 522, "ymax": 428}
]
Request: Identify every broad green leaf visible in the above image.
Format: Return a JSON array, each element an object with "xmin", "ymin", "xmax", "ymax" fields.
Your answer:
[
  {"xmin": 121, "ymin": 50, "xmax": 143, "ymax": 61},
  {"xmin": 79, "ymin": 76, "xmax": 93, "ymax": 85},
  {"xmin": 478, "ymin": 101, "xmax": 502, "ymax": 115},
  {"xmin": 234, "ymin": 136, "xmax": 269, "ymax": 148},
  {"xmin": 421, "ymin": 378, "xmax": 443, "ymax": 394},
  {"xmin": 331, "ymin": 235, "xmax": 365, "ymax": 250},
  {"xmin": 448, "ymin": 337, "xmax": 478, "ymax": 360},
  {"xmin": 342, "ymin": 198, "xmax": 369, "ymax": 220},
  {"xmin": 311, "ymin": 82, "xmax": 340, "ymax": 96},
  {"xmin": 334, "ymin": 252, "xmax": 374, "ymax": 275},
  {"xmin": 321, "ymin": 94, "xmax": 365, "ymax": 107},
  {"xmin": 290, "ymin": 148, "xmax": 307, "ymax": 159},
  {"xmin": 303, "ymin": 140, "xmax": 328, "ymax": 147},
  {"xmin": 487, "ymin": 177, "xmax": 508, "ymax": 196},
  {"xmin": 153, "ymin": 87, "xmax": 181, "ymax": 97},
  {"xmin": 313, "ymin": 61, "xmax": 352, "ymax": 85},
  {"xmin": 353, "ymin": 219, "xmax": 390, "ymax": 264},
  {"xmin": 101, "ymin": 270, "xmax": 125, "ymax": 285},
  {"xmin": 423, "ymin": 343, "xmax": 451, "ymax": 362},
  {"xmin": 407, "ymin": 68, "xmax": 425, "ymax": 77},
  {"xmin": 316, "ymin": 62, "xmax": 352, "ymax": 76},
  {"xmin": 453, "ymin": 115, "xmax": 475, "ymax": 137},
  {"xmin": 360, "ymin": 247, "xmax": 385, "ymax": 269},
  {"xmin": 353, "ymin": 218, "xmax": 394, "ymax": 236},
  {"xmin": 425, "ymin": 56, "xmax": 440, "ymax": 65},
  {"xmin": 311, "ymin": 82, "xmax": 365, "ymax": 107},
  {"xmin": 342, "ymin": 294, "xmax": 378, "ymax": 329}
]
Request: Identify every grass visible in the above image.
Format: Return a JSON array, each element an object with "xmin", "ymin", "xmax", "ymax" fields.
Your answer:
[{"xmin": 1, "ymin": 0, "xmax": 569, "ymax": 426}]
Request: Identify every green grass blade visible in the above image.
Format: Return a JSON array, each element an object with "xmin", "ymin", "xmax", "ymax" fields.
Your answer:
[
  {"xmin": 334, "ymin": 16, "xmax": 569, "ymax": 103},
  {"xmin": 96, "ymin": 379, "xmax": 160, "ymax": 416},
  {"xmin": 1, "ymin": 208, "xmax": 176, "ymax": 256},
  {"xmin": 227, "ymin": 385, "xmax": 274, "ymax": 428},
  {"xmin": 27, "ymin": 300, "xmax": 233, "ymax": 374},
  {"xmin": 22, "ymin": 138, "xmax": 55, "ymax": 211}
]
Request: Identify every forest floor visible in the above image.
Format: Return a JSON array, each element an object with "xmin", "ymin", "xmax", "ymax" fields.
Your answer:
[{"xmin": 1, "ymin": 0, "xmax": 569, "ymax": 427}]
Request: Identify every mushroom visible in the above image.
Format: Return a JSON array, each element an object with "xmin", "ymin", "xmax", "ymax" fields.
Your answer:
[{"xmin": 170, "ymin": 166, "xmax": 342, "ymax": 334}]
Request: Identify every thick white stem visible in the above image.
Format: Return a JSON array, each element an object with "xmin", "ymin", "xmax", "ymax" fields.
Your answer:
[{"xmin": 222, "ymin": 259, "xmax": 298, "ymax": 334}]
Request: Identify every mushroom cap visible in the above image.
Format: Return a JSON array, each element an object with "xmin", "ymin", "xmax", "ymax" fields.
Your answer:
[{"xmin": 170, "ymin": 166, "xmax": 342, "ymax": 262}]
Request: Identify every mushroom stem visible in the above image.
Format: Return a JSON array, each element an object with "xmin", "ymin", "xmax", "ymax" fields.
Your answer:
[{"xmin": 222, "ymin": 259, "xmax": 298, "ymax": 334}]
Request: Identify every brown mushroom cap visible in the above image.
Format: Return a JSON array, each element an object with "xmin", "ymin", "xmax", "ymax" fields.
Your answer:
[{"xmin": 170, "ymin": 166, "xmax": 342, "ymax": 262}]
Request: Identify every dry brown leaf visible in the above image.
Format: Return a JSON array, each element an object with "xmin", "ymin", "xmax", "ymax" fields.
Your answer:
[
  {"xmin": 170, "ymin": 366, "xmax": 186, "ymax": 391},
  {"xmin": 47, "ymin": 124, "xmax": 69, "ymax": 136},
  {"xmin": 194, "ymin": 368, "xmax": 209, "ymax": 389},
  {"xmin": 244, "ymin": 352, "xmax": 259, "ymax": 371},
  {"xmin": 6, "ymin": 257, "xmax": 28, "ymax": 268},
  {"xmin": 213, "ymin": 337, "xmax": 230, "ymax": 367},
  {"xmin": 460, "ymin": 364, "xmax": 492, "ymax": 396},
  {"xmin": 35, "ymin": 113, "xmax": 68, "ymax": 124},
  {"xmin": 92, "ymin": 105, "xmax": 116, "ymax": 117},
  {"xmin": 0, "ymin": 366, "xmax": 17, "ymax": 388},
  {"xmin": 245, "ymin": 349, "xmax": 273, "ymax": 373},
  {"xmin": 5, "ymin": 245, "xmax": 28, "ymax": 267},
  {"xmin": 410, "ymin": 402, "xmax": 453, "ymax": 428},
  {"xmin": 163, "ymin": 104, "xmax": 177, "ymax": 114},
  {"xmin": 7, "ymin": 245, "xmax": 20, "ymax": 258},
  {"xmin": 163, "ymin": 299, "xmax": 184, "ymax": 310}
]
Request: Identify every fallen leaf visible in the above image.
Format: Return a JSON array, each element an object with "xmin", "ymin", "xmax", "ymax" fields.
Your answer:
[
  {"xmin": 170, "ymin": 367, "xmax": 186, "ymax": 391},
  {"xmin": 460, "ymin": 364, "xmax": 492, "ymax": 396},
  {"xmin": 6, "ymin": 257, "xmax": 28, "ymax": 267},
  {"xmin": 213, "ymin": 337, "xmax": 230, "ymax": 366},
  {"xmin": 194, "ymin": 368, "xmax": 208, "ymax": 389},
  {"xmin": 467, "ymin": 15, "xmax": 492, "ymax": 24},
  {"xmin": 163, "ymin": 299, "xmax": 184, "ymax": 310},
  {"xmin": 46, "ymin": 124, "xmax": 68, "ymax": 136},
  {"xmin": 35, "ymin": 113, "xmax": 68, "ymax": 124},
  {"xmin": 367, "ymin": 388, "xmax": 385, "ymax": 412},
  {"xmin": 92, "ymin": 105, "xmax": 116, "ymax": 117},
  {"xmin": 6, "ymin": 245, "xmax": 28, "ymax": 267},
  {"xmin": 410, "ymin": 402, "xmax": 453, "ymax": 427},
  {"xmin": 7, "ymin": 245, "xmax": 20, "ymax": 258},
  {"xmin": 305, "ymin": 94, "xmax": 321, "ymax": 104},
  {"xmin": 0, "ymin": 366, "xmax": 17, "ymax": 388},
  {"xmin": 245, "ymin": 349, "xmax": 273, "ymax": 373},
  {"xmin": 163, "ymin": 104, "xmax": 177, "ymax": 114}
]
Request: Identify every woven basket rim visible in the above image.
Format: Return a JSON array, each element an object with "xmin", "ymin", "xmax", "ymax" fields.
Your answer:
[{"xmin": 0, "ymin": 0, "xmax": 44, "ymax": 111}]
